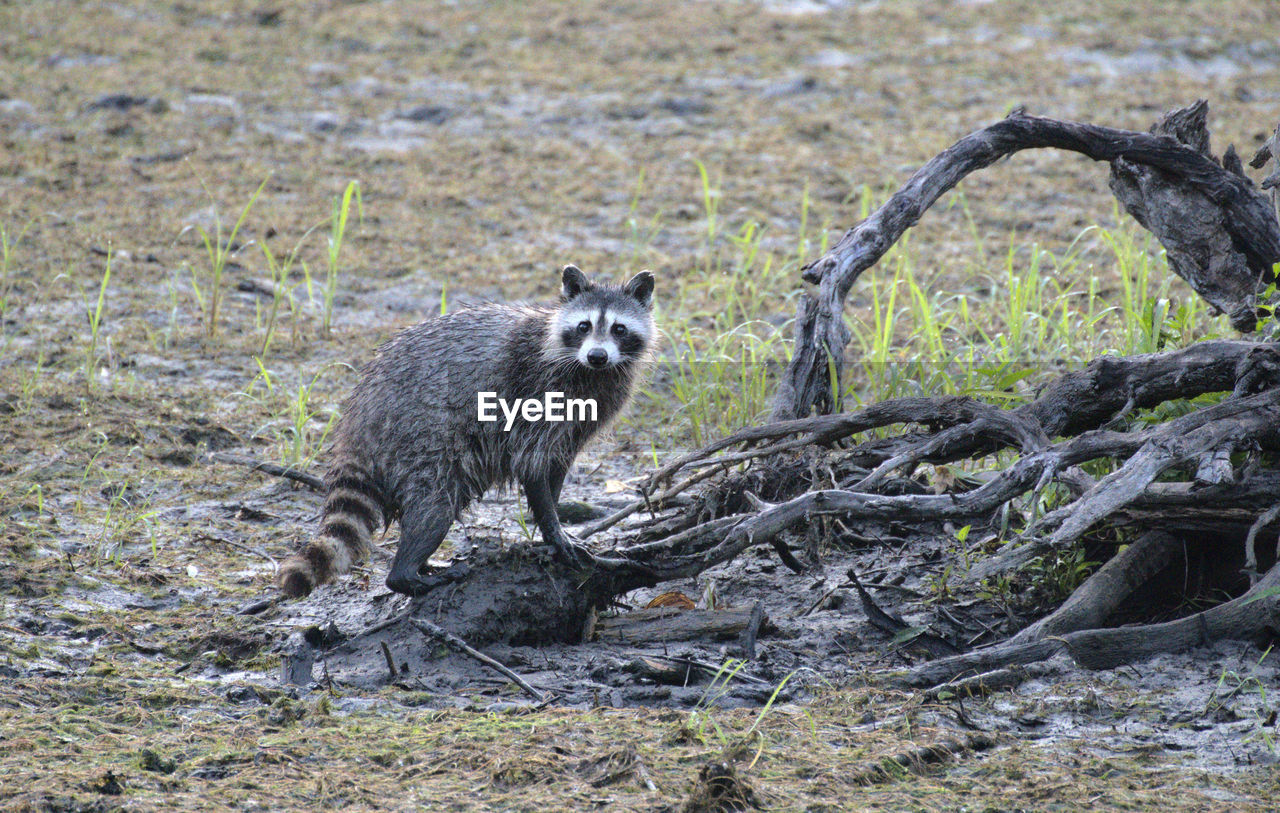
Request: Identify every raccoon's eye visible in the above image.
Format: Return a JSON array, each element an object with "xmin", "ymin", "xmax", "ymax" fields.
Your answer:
[
  {"xmin": 576, "ymin": 320, "xmax": 591, "ymax": 334},
  {"xmin": 610, "ymin": 324, "xmax": 628, "ymax": 338}
]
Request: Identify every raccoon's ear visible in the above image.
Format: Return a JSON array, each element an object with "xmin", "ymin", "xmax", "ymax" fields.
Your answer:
[
  {"xmin": 624, "ymin": 270, "xmax": 654, "ymax": 309},
  {"xmin": 561, "ymin": 264, "xmax": 590, "ymax": 300}
]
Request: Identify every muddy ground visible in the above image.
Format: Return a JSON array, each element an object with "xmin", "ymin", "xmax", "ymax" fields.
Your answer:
[{"xmin": 3, "ymin": 0, "xmax": 1280, "ymax": 809}]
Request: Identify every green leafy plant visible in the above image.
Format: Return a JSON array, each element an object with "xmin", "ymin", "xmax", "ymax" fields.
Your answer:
[
  {"xmin": 1025, "ymin": 546, "xmax": 1098, "ymax": 604},
  {"xmin": 189, "ymin": 176, "xmax": 268, "ymax": 338},
  {"xmin": 679, "ymin": 662, "xmax": 795, "ymax": 769},
  {"xmin": 281, "ymin": 370, "xmax": 340, "ymax": 467},
  {"xmin": 0, "ymin": 219, "xmax": 31, "ymax": 325},
  {"xmin": 98, "ymin": 486, "xmax": 160, "ymax": 564},
  {"xmin": 695, "ymin": 160, "xmax": 722, "ymax": 275},
  {"xmin": 76, "ymin": 249, "xmax": 113, "ymax": 391},
  {"xmin": 244, "ymin": 363, "xmax": 343, "ymax": 467},
  {"xmin": 258, "ymin": 229, "xmax": 314, "ymax": 360},
  {"xmin": 320, "ymin": 180, "xmax": 362, "ymax": 337}
]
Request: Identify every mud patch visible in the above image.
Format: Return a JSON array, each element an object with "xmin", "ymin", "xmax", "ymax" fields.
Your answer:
[{"xmin": 257, "ymin": 499, "xmax": 1280, "ymax": 773}]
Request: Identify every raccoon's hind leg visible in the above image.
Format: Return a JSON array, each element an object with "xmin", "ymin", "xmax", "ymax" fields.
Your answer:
[
  {"xmin": 277, "ymin": 466, "xmax": 384, "ymax": 598},
  {"xmin": 385, "ymin": 496, "xmax": 457, "ymax": 597}
]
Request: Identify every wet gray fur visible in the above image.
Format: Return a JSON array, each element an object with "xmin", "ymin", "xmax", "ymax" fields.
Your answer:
[{"xmin": 276, "ymin": 266, "xmax": 654, "ymax": 598}]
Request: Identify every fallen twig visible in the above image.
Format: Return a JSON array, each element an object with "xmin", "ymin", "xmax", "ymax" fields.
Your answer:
[
  {"xmin": 410, "ymin": 618, "xmax": 546, "ymax": 703},
  {"xmin": 211, "ymin": 452, "xmax": 326, "ymax": 492},
  {"xmin": 194, "ymin": 531, "xmax": 278, "ymax": 570}
]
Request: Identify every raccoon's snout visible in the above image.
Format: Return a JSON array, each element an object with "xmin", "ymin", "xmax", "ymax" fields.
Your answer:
[{"xmin": 586, "ymin": 348, "xmax": 609, "ymax": 368}]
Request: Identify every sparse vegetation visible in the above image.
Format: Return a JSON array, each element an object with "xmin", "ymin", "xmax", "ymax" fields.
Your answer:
[
  {"xmin": 0, "ymin": 219, "xmax": 29, "ymax": 327},
  {"xmin": 257, "ymin": 235, "xmax": 306, "ymax": 361},
  {"xmin": 640, "ymin": 179, "xmax": 1232, "ymax": 447},
  {"xmin": 187, "ymin": 176, "xmax": 268, "ymax": 339},
  {"xmin": 76, "ymin": 247, "xmax": 113, "ymax": 391},
  {"xmin": 320, "ymin": 180, "xmax": 362, "ymax": 338}
]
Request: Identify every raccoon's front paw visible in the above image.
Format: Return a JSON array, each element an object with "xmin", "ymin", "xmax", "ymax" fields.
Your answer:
[{"xmin": 548, "ymin": 533, "xmax": 595, "ymax": 569}]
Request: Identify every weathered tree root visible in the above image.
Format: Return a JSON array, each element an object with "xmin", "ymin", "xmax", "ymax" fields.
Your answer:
[
  {"xmin": 969, "ymin": 384, "xmax": 1280, "ymax": 580},
  {"xmin": 774, "ymin": 101, "xmax": 1279, "ymax": 421},
  {"xmin": 625, "ymin": 353, "xmax": 1280, "ymax": 585},
  {"xmin": 651, "ymin": 340, "xmax": 1280, "ymax": 494},
  {"xmin": 1007, "ymin": 530, "xmax": 1183, "ymax": 644},
  {"xmin": 906, "ymin": 560, "xmax": 1280, "ymax": 687}
]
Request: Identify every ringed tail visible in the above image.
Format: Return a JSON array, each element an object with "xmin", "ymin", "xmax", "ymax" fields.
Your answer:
[{"xmin": 277, "ymin": 464, "xmax": 384, "ymax": 598}]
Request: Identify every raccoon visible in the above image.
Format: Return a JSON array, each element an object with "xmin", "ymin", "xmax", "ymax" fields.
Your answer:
[{"xmin": 276, "ymin": 264, "xmax": 655, "ymax": 598}]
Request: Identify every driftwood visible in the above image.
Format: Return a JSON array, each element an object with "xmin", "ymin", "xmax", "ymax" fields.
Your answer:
[
  {"xmin": 773, "ymin": 100, "xmax": 1279, "ymax": 421},
  {"xmin": 590, "ymin": 606, "xmax": 762, "ymax": 644},
  {"xmin": 628, "ymin": 341, "xmax": 1280, "ymax": 572},
  {"xmin": 1006, "ymin": 530, "xmax": 1183, "ymax": 644},
  {"xmin": 908, "ymin": 561, "xmax": 1280, "ymax": 686}
]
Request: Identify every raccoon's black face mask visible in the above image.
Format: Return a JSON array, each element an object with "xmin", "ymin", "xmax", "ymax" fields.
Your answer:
[{"xmin": 554, "ymin": 265, "xmax": 655, "ymax": 369}]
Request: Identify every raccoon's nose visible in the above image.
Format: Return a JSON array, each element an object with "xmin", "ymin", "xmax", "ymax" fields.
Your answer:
[{"xmin": 586, "ymin": 348, "xmax": 609, "ymax": 368}]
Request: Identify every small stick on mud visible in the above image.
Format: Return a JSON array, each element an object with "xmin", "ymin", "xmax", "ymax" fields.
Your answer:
[
  {"xmin": 346, "ymin": 605, "xmax": 417, "ymax": 642},
  {"xmin": 801, "ymin": 579, "xmax": 849, "ymax": 617},
  {"xmin": 379, "ymin": 641, "xmax": 398, "ymax": 680},
  {"xmin": 918, "ymin": 662, "xmax": 1062, "ymax": 702},
  {"xmin": 193, "ymin": 532, "xmax": 279, "ymax": 570},
  {"xmin": 410, "ymin": 619, "xmax": 547, "ymax": 703},
  {"xmin": 211, "ymin": 452, "xmax": 326, "ymax": 492}
]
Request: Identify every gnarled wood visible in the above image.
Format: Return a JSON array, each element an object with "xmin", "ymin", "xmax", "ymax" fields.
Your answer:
[
  {"xmin": 775, "ymin": 103, "xmax": 1280, "ymax": 420},
  {"xmin": 908, "ymin": 560, "xmax": 1280, "ymax": 687},
  {"xmin": 591, "ymin": 606, "xmax": 761, "ymax": 644},
  {"xmin": 1008, "ymin": 530, "xmax": 1183, "ymax": 644}
]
